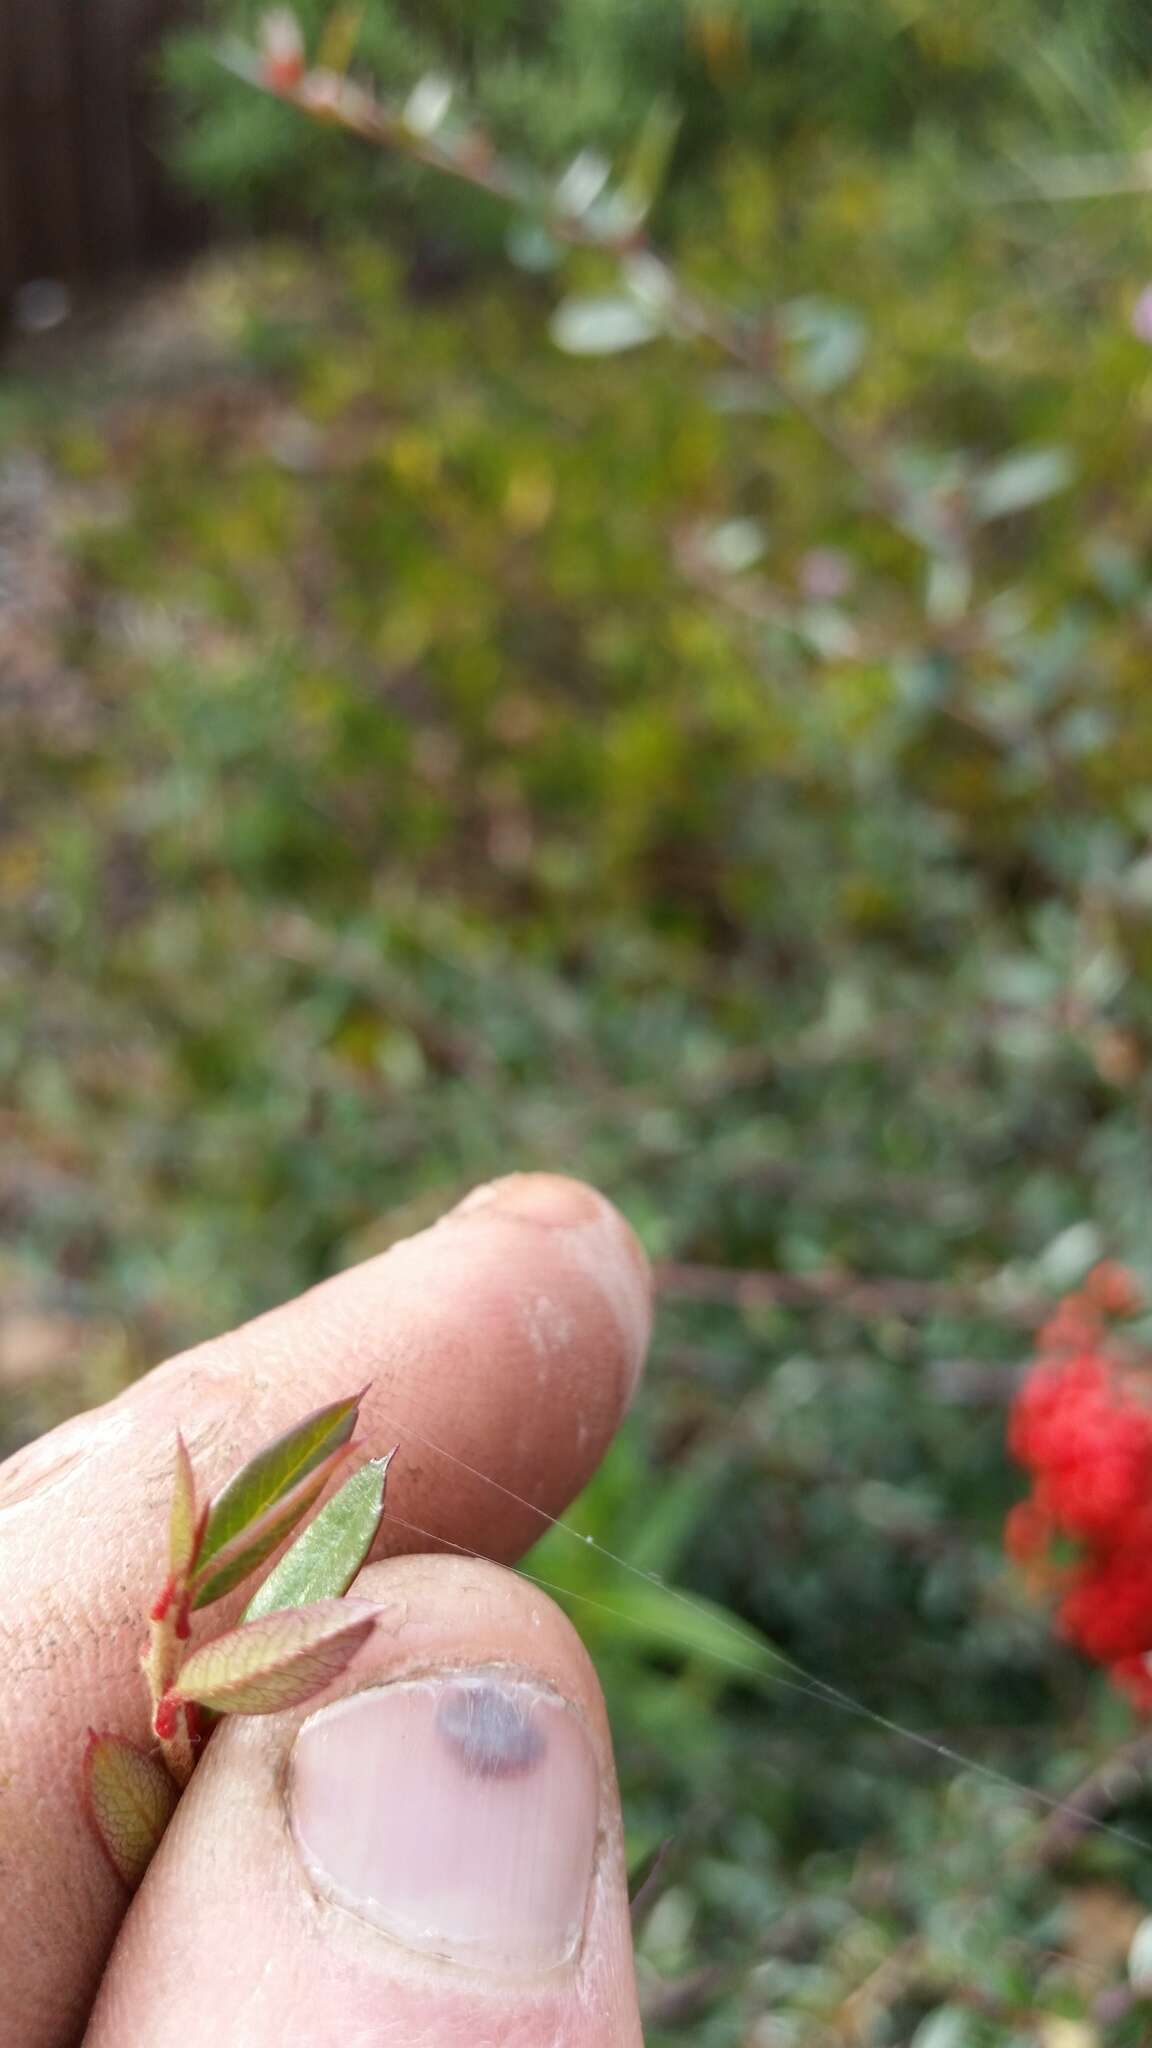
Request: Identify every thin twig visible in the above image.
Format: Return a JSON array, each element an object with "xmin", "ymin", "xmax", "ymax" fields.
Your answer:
[
  {"xmin": 228, "ymin": 47, "xmax": 938, "ymax": 554},
  {"xmin": 656, "ymin": 1259, "xmax": 1048, "ymax": 1326},
  {"xmin": 1033, "ymin": 1733, "xmax": 1152, "ymax": 1870}
]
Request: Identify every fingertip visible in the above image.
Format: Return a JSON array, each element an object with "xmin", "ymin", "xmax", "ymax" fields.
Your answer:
[
  {"xmin": 1, "ymin": 1175, "xmax": 650, "ymax": 2048},
  {"xmin": 440, "ymin": 1173, "xmax": 653, "ymax": 1404}
]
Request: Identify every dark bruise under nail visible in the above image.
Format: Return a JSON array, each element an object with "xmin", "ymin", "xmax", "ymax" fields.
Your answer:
[{"xmin": 434, "ymin": 1679, "xmax": 547, "ymax": 1780}]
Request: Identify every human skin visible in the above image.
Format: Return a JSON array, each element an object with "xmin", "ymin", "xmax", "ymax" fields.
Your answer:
[{"xmin": 0, "ymin": 1173, "xmax": 652, "ymax": 2047}]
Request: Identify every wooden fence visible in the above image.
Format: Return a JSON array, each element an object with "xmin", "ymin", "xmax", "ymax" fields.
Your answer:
[{"xmin": 0, "ymin": 0, "xmax": 201, "ymax": 302}]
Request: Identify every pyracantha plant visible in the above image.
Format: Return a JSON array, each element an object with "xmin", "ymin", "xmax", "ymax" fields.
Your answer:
[
  {"xmin": 1006, "ymin": 1261, "xmax": 1152, "ymax": 1709},
  {"xmin": 84, "ymin": 1389, "xmax": 394, "ymax": 1888}
]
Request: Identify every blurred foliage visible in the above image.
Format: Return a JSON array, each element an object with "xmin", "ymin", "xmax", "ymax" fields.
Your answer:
[
  {"xmin": 169, "ymin": 0, "xmax": 1152, "ymax": 247},
  {"xmin": 9, "ymin": 9, "xmax": 1152, "ymax": 2037}
]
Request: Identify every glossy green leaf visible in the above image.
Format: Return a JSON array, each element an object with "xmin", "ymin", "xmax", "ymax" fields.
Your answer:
[
  {"xmin": 244, "ymin": 1450, "xmax": 395, "ymax": 1621},
  {"xmin": 83, "ymin": 1732, "xmax": 179, "ymax": 1891},
  {"xmin": 196, "ymin": 1389, "xmax": 364, "ymax": 1571},
  {"xmin": 175, "ymin": 1598, "xmax": 377, "ymax": 1714},
  {"xmin": 190, "ymin": 1441, "xmax": 352, "ymax": 1608}
]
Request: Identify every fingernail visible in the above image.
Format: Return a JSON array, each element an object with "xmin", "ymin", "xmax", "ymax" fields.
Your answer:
[
  {"xmin": 289, "ymin": 1670, "xmax": 600, "ymax": 1974},
  {"xmin": 449, "ymin": 1173, "xmax": 606, "ymax": 1228}
]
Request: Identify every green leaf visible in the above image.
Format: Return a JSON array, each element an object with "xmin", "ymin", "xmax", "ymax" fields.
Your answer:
[
  {"xmin": 623, "ymin": 1445, "xmax": 729, "ymax": 1578},
  {"xmin": 244, "ymin": 1451, "xmax": 395, "ymax": 1621},
  {"xmin": 554, "ymin": 150, "xmax": 611, "ymax": 217},
  {"xmin": 174, "ymin": 1598, "xmax": 377, "ymax": 1714},
  {"xmin": 83, "ymin": 1731, "xmax": 179, "ymax": 1892},
  {"xmin": 550, "ymin": 295, "xmax": 661, "ymax": 356},
  {"xmin": 403, "ymin": 73, "xmax": 453, "ymax": 137},
  {"xmin": 779, "ymin": 297, "xmax": 868, "ymax": 394},
  {"xmin": 698, "ymin": 519, "xmax": 767, "ymax": 576},
  {"xmin": 196, "ymin": 1389, "xmax": 365, "ymax": 1572},
  {"xmin": 909, "ymin": 2009, "xmax": 980, "ymax": 2048},
  {"xmin": 190, "ymin": 1442, "xmax": 353, "ymax": 1608},
  {"xmin": 972, "ymin": 447, "xmax": 1073, "ymax": 522},
  {"xmin": 506, "ymin": 221, "xmax": 562, "ymax": 273},
  {"xmin": 168, "ymin": 1431, "xmax": 200, "ymax": 1581}
]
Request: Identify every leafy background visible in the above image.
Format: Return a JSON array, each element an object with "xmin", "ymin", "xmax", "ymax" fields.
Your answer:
[{"xmin": 8, "ymin": 2, "xmax": 1152, "ymax": 2038}]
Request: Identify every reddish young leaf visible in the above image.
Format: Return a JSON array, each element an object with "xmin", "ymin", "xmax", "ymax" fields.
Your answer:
[
  {"xmin": 168, "ymin": 1431, "xmax": 201, "ymax": 1583},
  {"xmin": 83, "ymin": 1732, "xmax": 179, "ymax": 1891},
  {"xmin": 196, "ymin": 1389, "xmax": 365, "ymax": 1572},
  {"xmin": 190, "ymin": 1442, "xmax": 353, "ymax": 1609},
  {"xmin": 174, "ymin": 1598, "xmax": 377, "ymax": 1715}
]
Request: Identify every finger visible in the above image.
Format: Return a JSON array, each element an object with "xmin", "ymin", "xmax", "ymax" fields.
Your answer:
[
  {"xmin": 0, "ymin": 1174, "xmax": 650, "ymax": 2048},
  {"xmin": 83, "ymin": 1555, "xmax": 643, "ymax": 2048}
]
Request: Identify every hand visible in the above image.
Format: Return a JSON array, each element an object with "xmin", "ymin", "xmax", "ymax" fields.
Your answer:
[{"xmin": 0, "ymin": 1174, "xmax": 652, "ymax": 2048}]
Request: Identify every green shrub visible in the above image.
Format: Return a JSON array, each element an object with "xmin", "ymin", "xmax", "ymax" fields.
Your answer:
[{"xmin": 167, "ymin": 0, "xmax": 1152, "ymax": 244}]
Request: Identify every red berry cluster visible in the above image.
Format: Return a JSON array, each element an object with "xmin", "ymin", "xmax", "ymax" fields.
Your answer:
[{"xmin": 1006, "ymin": 1262, "xmax": 1152, "ymax": 1709}]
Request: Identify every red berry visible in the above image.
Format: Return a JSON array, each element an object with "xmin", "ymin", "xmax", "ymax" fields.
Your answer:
[{"xmin": 1006, "ymin": 1280, "xmax": 1152, "ymax": 1709}]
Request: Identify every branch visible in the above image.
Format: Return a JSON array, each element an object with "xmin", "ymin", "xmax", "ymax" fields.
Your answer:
[
  {"xmin": 656, "ymin": 1260, "xmax": 1047, "ymax": 1326},
  {"xmin": 227, "ymin": 34, "xmax": 940, "ymax": 555},
  {"xmin": 1032, "ymin": 1733, "xmax": 1152, "ymax": 1870}
]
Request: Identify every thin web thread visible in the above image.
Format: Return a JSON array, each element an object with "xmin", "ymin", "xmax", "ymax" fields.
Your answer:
[
  {"xmin": 371, "ymin": 1398, "xmax": 1152, "ymax": 1862},
  {"xmin": 376, "ymin": 1504, "xmax": 1130, "ymax": 1992}
]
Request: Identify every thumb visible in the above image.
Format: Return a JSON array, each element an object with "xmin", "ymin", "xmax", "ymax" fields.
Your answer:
[{"xmin": 83, "ymin": 1556, "xmax": 643, "ymax": 2048}]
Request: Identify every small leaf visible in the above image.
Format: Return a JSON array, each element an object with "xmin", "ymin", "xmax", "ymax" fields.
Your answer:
[
  {"xmin": 175, "ymin": 1599, "xmax": 377, "ymax": 1715},
  {"xmin": 197, "ymin": 1390, "xmax": 365, "ymax": 1572},
  {"xmin": 245, "ymin": 1451, "xmax": 395, "ymax": 1621},
  {"xmin": 404, "ymin": 73, "xmax": 453, "ymax": 137},
  {"xmin": 190, "ymin": 1442, "xmax": 353, "ymax": 1609},
  {"xmin": 619, "ymin": 101, "xmax": 680, "ymax": 219},
  {"xmin": 83, "ymin": 1732, "xmax": 179, "ymax": 1891},
  {"xmin": 699, "ymin": 518, "xmax": 767, "ymax": 575},
  {"xmin": 621, "ymin": 252, "xmax": 678, "ymax": 317},
  {"xmin": 554, "ymin": 150, "xmax": 612, "ymax": 217},
  {"xmin": 506, "ymin": 221, "xmax": 562, "ymax": 273},
  {"xmin": 168, "ymin": 1432, "xmax": 200, "ymax": 1582},
  {"xmin": 909, "ymin": 2010, "xmax": 979, "ymax": 2048},
  {"xmin": 550, "ymin": 295, "xmax": 661, "ymax": 356},
  {"xmin": 972, "ymin": 447, "xmax": 1074, "ymax": 522},
  {"xmin": 779, "ymin": 297, "xmax": 868, "ymax": 394},
  {"xmin": 316, "ymin": 4, "xmax": 361, "ymax": 75},
  {"xmin": 925, "ymin": 553, "xmax": 972, "ymax": 626}
]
